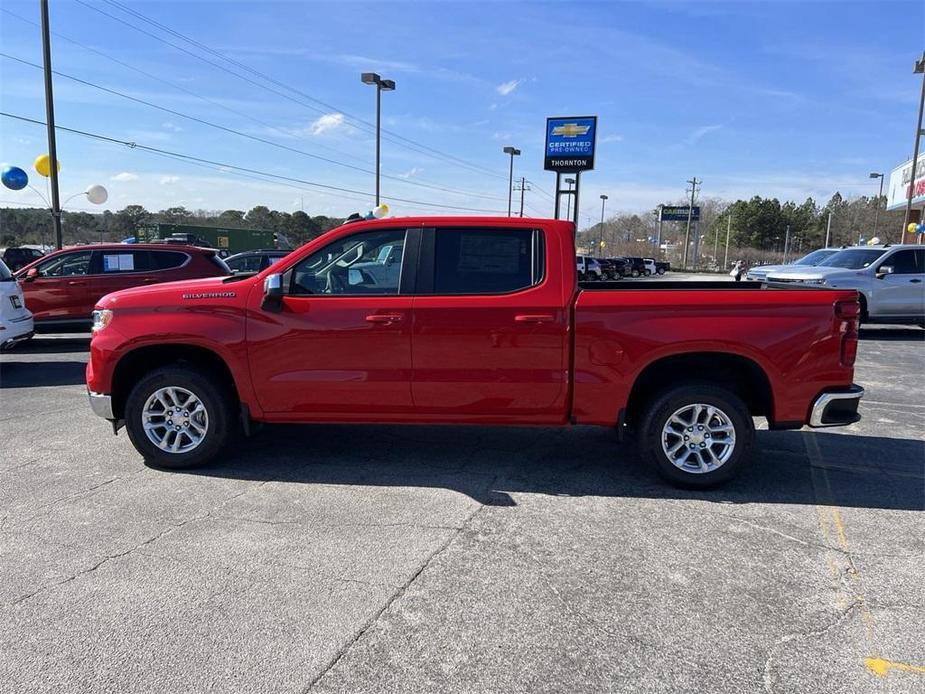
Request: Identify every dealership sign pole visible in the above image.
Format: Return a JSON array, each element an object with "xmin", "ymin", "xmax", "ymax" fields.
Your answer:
[{"xmin": 545, "ymin": 116, "xmax": 597, "ymax": 231}]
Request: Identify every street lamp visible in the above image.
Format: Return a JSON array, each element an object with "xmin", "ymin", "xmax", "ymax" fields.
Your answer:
[
  {"xmin": 869, "ymin": 172, "xmax": 885, "ymax": 239},
  {"xmin": 902, "ymin": 52, "xmax": 925, "ymax": 240},
  {"xmin": 565, "ymin": 177, "xmax": 576, "ymax": 219},
  {"xmin": 361, "ymin": 72, "xmax": 395, "ymax": 206},
  {"xmin": 503, "ymin": 146, "xmax": 521, "ymax": 217},
  {"xmin": 599, "ymin": 194, "xmax": 609, "ymax": 252}
]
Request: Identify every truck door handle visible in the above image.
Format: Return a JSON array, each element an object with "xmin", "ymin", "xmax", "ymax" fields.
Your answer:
[
  {"xmin": 514, "ymin": 314, "xmax": 554, "ymax": 323},
  {"xmin": 366, "ymin": 314, "xmax": 403, "ymax": 323},
  {"xmin": 66, "ymin": 280, "xmax": 86, "ymax": 286},
  {"xmin": 911, "ymin": 279, "xmax": 922, "ymax": 283}
]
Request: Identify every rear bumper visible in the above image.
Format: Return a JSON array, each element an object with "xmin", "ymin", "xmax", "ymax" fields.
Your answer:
[
  {"xmin": 88, "ymin": 391, "xmax": 115, "ymax": 420},
  {"xmin": 809, "ymin": 385, "xmax": 864, "ymax": 427}
]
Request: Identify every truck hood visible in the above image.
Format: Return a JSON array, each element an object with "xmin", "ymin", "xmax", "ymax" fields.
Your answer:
[{"xmin": 97, "ymin": 274, "xmax": 253, "ymax": 309}]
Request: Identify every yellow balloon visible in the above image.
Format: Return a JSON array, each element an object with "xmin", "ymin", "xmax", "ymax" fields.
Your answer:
[
  {"xmin": 34, "ymin": 154, "xmax": 61, "ymax": 178},
  {"xmin": 907, "ymin": 223, "xmax": 918, "ymax": 233}
]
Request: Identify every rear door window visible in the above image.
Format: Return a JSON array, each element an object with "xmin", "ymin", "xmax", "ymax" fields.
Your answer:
[
  {"xmin": 883, "ymin": 250, "xmax": 922, "ymax": 274},
  {"xmin": 98, "ymin": 250, "xmax": 151, "ymax": 273},
  {"xmin": 432, "ymin": 228, "xmax": 542, "ymax": 295}
]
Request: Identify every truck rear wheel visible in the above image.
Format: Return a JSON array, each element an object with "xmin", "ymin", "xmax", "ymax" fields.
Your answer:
[
  {"xmin": 124, "ymin": 366, "xmax": 234, "ymax": 470},
  {"xmin": 637, "ymin": 384, "xmax": 754, "ymax": 488}
]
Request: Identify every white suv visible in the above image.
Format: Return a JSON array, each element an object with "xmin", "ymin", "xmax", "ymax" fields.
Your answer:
[
  {"xmin": 766, "ymin": 245, "xmax": 924, "ymax": 325},
  {"xmin": 576, "ymin": 256, "xmax": 602, "ymax": 281},
  {"xmin": 0, "ymin": 258, "xmax": 33, "ymax": 349}
]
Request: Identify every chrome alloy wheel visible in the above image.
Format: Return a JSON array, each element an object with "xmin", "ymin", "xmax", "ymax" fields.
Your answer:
[
  {"xmin": 661, "ymin": 403, "xmax": 736, "ymax": 474},
  {"xmin": 142, "ymin": 386, "xmax": 209, "ymax": 454}
]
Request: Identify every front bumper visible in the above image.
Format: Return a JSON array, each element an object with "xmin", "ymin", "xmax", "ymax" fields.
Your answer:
[
  {"xmin": 809, "ymin": 385, "xmax": 864, "ymax": 427},
  {"xmin": 88, "ymin": 391, "xmax": 115, "ymax": 420}
]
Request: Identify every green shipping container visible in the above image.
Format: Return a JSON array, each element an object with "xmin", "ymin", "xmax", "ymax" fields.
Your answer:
[{"xmin": 136, "ymin": 223, "xmax": 275, "ymax": 255}]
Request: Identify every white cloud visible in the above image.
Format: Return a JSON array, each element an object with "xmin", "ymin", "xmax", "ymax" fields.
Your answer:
[
  {"xmin": 599, "ymin": 134, "xmax": 624, "ymax": 144},
  {"xmin": 398, "ymin": 167, "xmax": 422, "ymax": 180},
  {"xmin": 311, "ymin": 113, "xmax": 345, "ymax": 135},
  {"xmin": 111, "ymin": 172, "xmax": 138, "ymax": 182},
  {"xmin": 160, "ymin": 176, "xmax": 180, "ymax": 185},
  {"xmin": 495, "ymin": 79, "xmax": 522, "ymax": 96},
  {"xmin": 161, "ymin": 121, "xmax": 183, "ymax": 132},
  {"xmin": 687, "ymin": 124, "xmax": 724, "ymax": 144}
]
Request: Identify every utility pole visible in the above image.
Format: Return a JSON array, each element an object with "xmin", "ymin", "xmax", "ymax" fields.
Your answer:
[
  {"xmin": 40, "ymin": 0, "xmax": 63, "ymax": 250},
  {"xmin": 681, "ymin": 177, "xmax": 700, "ymax": 269},
  {"xmin": 514, "ymin": 177, "xmax": 530, "ymax": 218},
  {"xmin": 503, "ymin": 146, "xmax": 521, "ymax": 217},
  {"xmin": 903, "ymin": 52, "xmax": 925, "ymax": 241},
  {"xmin": 655, "ymin": 206, "xmax": 663, "ymax": 256},
  {"xmin": 712, "ymin": 222, "xmax": 719, "ymax": 267},
  {"xmin": 723, "ymin": 215, "xmax": 731, "ymax": 269},
  {"xmin": 825, "ymin": 211, "xmax": 833, "ymax": 247},
  {"xmin": 783, "ymin": 224, "xmax": 791, "ymax": 263}
]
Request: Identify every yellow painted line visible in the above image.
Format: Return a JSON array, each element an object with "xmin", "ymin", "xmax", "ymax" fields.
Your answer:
[{"xmin": 864, "ymin": 657, "xmax": 925, "ymax": 677}]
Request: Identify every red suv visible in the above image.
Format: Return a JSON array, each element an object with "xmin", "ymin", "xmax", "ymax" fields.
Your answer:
[{"xmin": 16, "ymin": 244, "xmax": 230, "ymax": 330}]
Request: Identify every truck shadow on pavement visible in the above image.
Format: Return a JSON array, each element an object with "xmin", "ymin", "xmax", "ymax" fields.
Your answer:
[
  {"xmin": 0, "ymin": 359, "xmax": 87, "ymax": 388},
  {"xmin": 177, "ymin": 425, "xmax": 925, "ymax": 512},
  {"xmin": 858, "ymin": 326, "xmax": 924, "ymax": 341}
]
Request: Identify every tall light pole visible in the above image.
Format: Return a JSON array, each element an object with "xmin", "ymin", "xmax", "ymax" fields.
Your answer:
[
  {"xmin": 903, "ymin": 52, "xmax": 925, "ymax": 241},
  {"xmin": 598, "ymin": 194, "xmax": 608, "ymax": 253},
  {"xmin": 869, "ymin": 172, "xmax": 884, "ymax": 239},
  {"xmin": 40, "ymin": 0, "xmax": 62, "ymax": 250},
  {"xmin": 361, "ymin": 72, "xmax": 395, "ymax": 206},
  {"xmin": 565, "ymin": 177, "xmax": 576, "ymax": 219},
  {"xmin": 503, "ymin": 146, "xmax": 521, "ymax": 217},
  {"xmin": 682, "ymin": 177, "xmax": 700, "ymax": 269}
]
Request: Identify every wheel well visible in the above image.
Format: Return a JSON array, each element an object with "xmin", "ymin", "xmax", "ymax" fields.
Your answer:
[
  {"xmin": 110, "ymin": 344, "xmax": 239, "ymax": 419},
  {"xmin": 624, "ymin": 352, "xmax": 773, "ymax": 426}
]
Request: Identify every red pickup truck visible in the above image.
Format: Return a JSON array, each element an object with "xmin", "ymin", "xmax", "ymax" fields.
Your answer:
[{"xmin": 86, "ymin": 216, "xmax": 863, "ymax": 487}]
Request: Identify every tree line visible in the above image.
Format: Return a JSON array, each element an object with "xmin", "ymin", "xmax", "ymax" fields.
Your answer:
[
  {"xmin": 578, "ymin": 192, "xmax": 904, "ymax": 267},
  {"xmin": 0, "ymin": 205, "xmax": 345, "ymax": 249}
]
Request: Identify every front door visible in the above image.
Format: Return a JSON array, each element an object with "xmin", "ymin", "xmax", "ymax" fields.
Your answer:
[
  {"xmin": 873, "ymin": 249, "xmax": 925, "ymax": 318},
  {"xmin": 411, "ymin": 226, "xmax": 569, "ymax": 419},
  {"xmin": 247, "ymin": 227, "xmax": 415, "ymax": 417},
  {"xmin": 21, "ymin": 250, "xmax": 93, "ymax": 321}
]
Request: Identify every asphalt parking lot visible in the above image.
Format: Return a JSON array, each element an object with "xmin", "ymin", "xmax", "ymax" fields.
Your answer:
[{"xmin": 1, "ymin": 312, "xmax": 923, "ymax": 692}]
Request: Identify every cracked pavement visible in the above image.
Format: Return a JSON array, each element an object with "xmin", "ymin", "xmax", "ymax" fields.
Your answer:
[{"xmin": 1, "ymin": 327, "xmax": 923, "ymax": 693}]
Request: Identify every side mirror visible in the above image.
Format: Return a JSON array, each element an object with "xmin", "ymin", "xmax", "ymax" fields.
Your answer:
[
  {"xmin": 876, "ymin": 265, "xmax": 894, "ymax": 279},
  {"xmin": 23, "ymin": 267, "xmax": 39, "ymax": 282},
  {"xmin": 261, "ymin": 273, "xmax": 283, "ymax": 312}
]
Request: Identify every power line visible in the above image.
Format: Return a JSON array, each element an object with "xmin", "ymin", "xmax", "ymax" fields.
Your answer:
[
  {"xmin": 1, "ymin": 52, "xmax": 508, "ymax": 202},
  {"xmin": 0, "ymin": 6, "xmax": 370, "ymax": 168},
  {"xmin": 74, "ymin": 0, "xmax": 509, "ymax": 182},
  {"xmin": 0, "ymin": 111, "xmax": 508, "ymax": 214}
]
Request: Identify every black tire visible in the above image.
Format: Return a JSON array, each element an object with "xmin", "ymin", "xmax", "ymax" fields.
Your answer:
[
  {"xmin": 858, "ymin": 294, "xmax": 869, "ymax": 324},
  {"xmin": 636, "ymin": 384, "xmax": 754, "ymax": 488},
  {"xmin": 124, "ymin": 366, "xmax": 235, "ymax": 470},
  {"xmin": 631, "ymin": 270, "xmax": 640, "ymax": 278},
  {"xmin": 578, "ymin": 271, "xmax": 586, "ymax": 281},
  {"xmin": 657, "ymin": 268, "xmax": 666, "ymax": 275},
  {"xmin": 644, "ymin": 270, "xmax": 652, "ymax": 276}
]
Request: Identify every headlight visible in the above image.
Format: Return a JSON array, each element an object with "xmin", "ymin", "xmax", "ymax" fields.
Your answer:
[{"xmin": 92, "ymin": 309, "xmax": 113, "ymax": 333}]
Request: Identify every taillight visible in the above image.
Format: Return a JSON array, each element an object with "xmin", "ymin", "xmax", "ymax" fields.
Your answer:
[{"xmin": 835, "ymin": 299, "xmax": 859, "ymax": 367}]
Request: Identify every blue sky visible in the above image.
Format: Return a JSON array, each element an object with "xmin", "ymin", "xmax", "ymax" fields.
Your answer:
[{"xmin": 0, "ymin": 0, "xmax": 921, "ymax": 223}]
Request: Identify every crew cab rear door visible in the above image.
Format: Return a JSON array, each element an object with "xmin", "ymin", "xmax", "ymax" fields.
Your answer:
[
  {"xmin": 247, "ymin": 227, "xmax": 417, "ymax": 416},
  {"xmin": 410, "ymin": 225, "xmax": 569, "ymax": 419}
]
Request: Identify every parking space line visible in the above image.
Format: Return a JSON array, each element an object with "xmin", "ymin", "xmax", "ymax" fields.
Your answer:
[{"xmin": 804, "ymin": 432, "xmax": 925, "ymax": 680}]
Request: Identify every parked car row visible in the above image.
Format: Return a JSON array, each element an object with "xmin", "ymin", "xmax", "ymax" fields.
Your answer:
[{"xmin": 577, "ymin": 255, "xmax": 670, "ymax": 280}]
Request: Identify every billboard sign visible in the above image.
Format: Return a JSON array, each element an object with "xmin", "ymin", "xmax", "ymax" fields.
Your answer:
[
  {"xmin": 544, "ymin": 116, "xmax": 597, "ymax": 172},
  {"xmin": 886, "ymin": 154, "xmax": 925, "ymax": 211},
  {"xmin": 660, "ymin": 205, "xmax": 700, "ymax": 222}
]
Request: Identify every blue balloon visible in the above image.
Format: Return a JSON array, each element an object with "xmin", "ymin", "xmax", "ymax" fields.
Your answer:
[
  {"xmin": 917, "ymin": 224, "xmax": 925, "ymax": 234},
  {"xmin": 365, "ymin": 211, "xmax": 375, "ymax": 219},
  {"xmin": 1, "ymin": 165, "xmax": 28, "ymax": 191}
]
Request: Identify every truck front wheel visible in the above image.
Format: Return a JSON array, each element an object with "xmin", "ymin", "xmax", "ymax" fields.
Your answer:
[
  {"xmin": 124, "ymin": 366, "xmax": 234, "ymax": 469},
  {"xmin": 637, "ymin": 384, "xmax": 754, "ymax": 488}
]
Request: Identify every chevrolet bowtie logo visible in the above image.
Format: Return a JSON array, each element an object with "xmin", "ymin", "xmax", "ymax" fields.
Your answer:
[{"xmin": 552, "ymin": 123, "xmax": 590, "ymax": 137}]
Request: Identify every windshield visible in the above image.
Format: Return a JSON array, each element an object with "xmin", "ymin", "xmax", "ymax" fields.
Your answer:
[
  {"xmin": 0, "ymin": 259, "xmax": 12, "ymax": 281},
  {"xmin": 794, "ymin": 249, "xmax": 839, "ymax": 266},
  {"xmin": 817, "ymin": 248, "xmax": 887, "ymax": 269}
]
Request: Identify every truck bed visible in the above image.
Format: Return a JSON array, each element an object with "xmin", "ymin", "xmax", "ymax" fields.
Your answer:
[{"xmin": 579, "ymin": 280, "xmax": 766, "ymax": 290}]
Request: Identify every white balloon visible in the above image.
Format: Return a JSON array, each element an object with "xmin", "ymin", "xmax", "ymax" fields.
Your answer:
[
  {"xmin": 86, "ymin": 184, "xmax": 108, "ymax": 204},
  {"xmin": 372, "ymin": 203, "xmax": 390, "ymax": 219},
  {"xmin": 869, "ymin": 236, "xmax": 880, "ymax": 246}
]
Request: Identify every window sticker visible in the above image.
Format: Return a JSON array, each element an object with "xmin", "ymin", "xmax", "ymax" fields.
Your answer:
[{"xmin": 104, "ymin": 254, "xmax": 135, "ymax": 272}]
